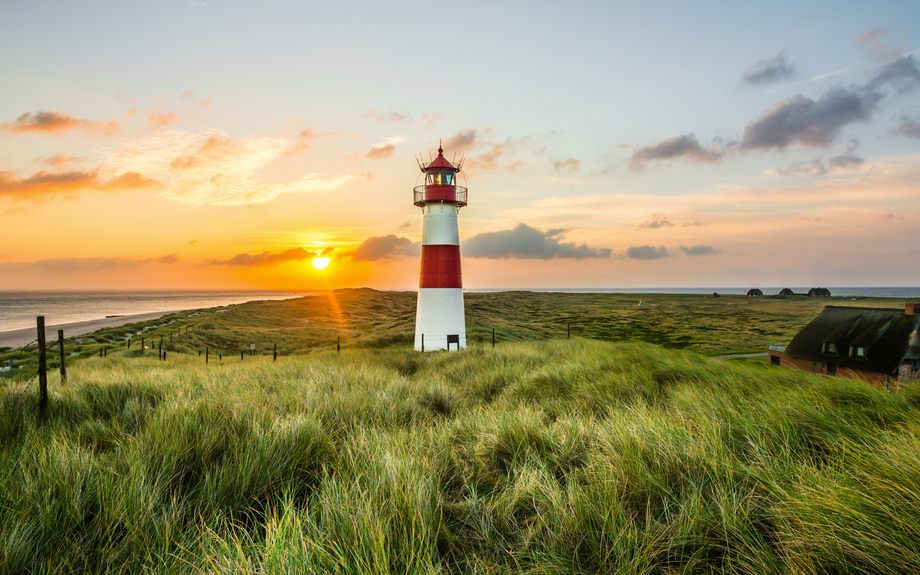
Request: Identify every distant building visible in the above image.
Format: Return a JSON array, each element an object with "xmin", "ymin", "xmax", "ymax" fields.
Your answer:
[
  {"xmin": 808, "ymin": 287, "xmax": 832, "ymax": 297},
  {"xmin": 779, "ymin": 288, "xmax": 795, "ymax": 296},
  {"xmin": 768, "ymin": 303, "xmax": 920, "ymax": 389},
  {"xmin": 747, "ymin": 289, "xmax": 763, "ymax": 297}
]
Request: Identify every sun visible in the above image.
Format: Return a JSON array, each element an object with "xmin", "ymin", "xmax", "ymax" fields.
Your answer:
[{"xmin": 311, "ymin": 256, "xmax": 331, "ymax": 270}]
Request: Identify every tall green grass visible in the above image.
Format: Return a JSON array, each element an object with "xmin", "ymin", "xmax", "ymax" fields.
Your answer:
[{"xmin": 2, "ymin": 340, "xmax": 919, "ymax": 573}]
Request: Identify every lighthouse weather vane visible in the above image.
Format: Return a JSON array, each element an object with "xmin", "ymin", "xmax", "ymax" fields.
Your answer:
[{"xmin": 413, "ymin": 144, "xmax": 468, "ymax": 351}]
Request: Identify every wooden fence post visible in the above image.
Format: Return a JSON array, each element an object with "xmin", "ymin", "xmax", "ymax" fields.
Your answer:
[
  {"xmin": 492, "ymin": 327, "xmax": 495, "ymax": 348},
  {"xmin": 273, "ymin": 343, "xmax": 277, "ymax": 361},
  {"xmin": 337, "ymin": 336, "xmax": 340, "ymax": 353},
  {"xmin": 241, "ymin": 351, "xmax": 244, "ymax": 361},
  {"xmin": 58, "ymin": 329, "xmax": 67, "ymax": 385},
  {"xmin": 37, "ymin": 316, "xmax": 47, "ymax": 414},
  {"xmin": 206, "ymin": 348, "xmax": 209, "ymax": 364},
  {"xmin": 421, "ymin": 334, "xmax": 424, "ymax": 352},
  {"xmin": 141, "ymin": 337, "xmax": 144, "ymax": 353},
  {"xmin": 567, "ymin": 323, "xmax": 570, "ymax": 339}
]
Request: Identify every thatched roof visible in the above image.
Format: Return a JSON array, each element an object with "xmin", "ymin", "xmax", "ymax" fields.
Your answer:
[{"xmin": 785, "ymin": 306, "xmax": 920, "ymax": 374}]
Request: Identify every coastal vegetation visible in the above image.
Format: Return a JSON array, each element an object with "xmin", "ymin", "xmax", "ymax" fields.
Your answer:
[
  {"xmin": 2, "ymin": 289, "xmax": 910, "ymax": 381},
  {"xmin": 2, "ymin": 291, "xmax": 919, "ymax": 573}
]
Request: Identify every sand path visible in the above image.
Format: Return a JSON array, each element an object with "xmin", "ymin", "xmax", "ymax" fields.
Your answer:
[{"xmin": 0, "ymin": 311, "xmax": 180, "ymax": 349}]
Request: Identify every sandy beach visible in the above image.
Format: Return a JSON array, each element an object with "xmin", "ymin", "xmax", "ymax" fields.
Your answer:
[{"xmin": 0, "ymin": 311, "xmax": 180, "ymax": 349}]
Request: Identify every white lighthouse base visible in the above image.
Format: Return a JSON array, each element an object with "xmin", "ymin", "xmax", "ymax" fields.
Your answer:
[{"xmin": 414, "ymin": 288, "xmax": 466, "ymax": 351}]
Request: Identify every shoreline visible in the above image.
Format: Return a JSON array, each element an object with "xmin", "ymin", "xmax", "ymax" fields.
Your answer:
[{"xmin": 0, "ymin": 311, "xmax": 181, "ymax": 349}]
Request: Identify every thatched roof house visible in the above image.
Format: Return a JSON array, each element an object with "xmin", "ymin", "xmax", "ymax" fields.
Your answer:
[
  {"xmin": 747, "ymin": 289, "xmax": 763, "ymax": 297},
  {"xmin": 779, "ymin": 288, "xmax": 795, "ymax": 296},
  {"xmin": 769, "ymin": 303, "xmax": 920, "ymax": 388},
  {"xmin": 808, "ymin": 287, "xmax": 831, "ymax": 297}
]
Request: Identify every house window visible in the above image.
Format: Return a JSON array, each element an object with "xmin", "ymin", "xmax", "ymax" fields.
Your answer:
[
  {"xmin": 823, "ymin": 342, "xmax": 837, "ymax": 355},
  {"xmin": 827, "ymin": 363, "xmax": 836, "ymax": 376},
  {"xmin": 770, "ymin": 355, "xmax": 781, "ymax": 366},
  {"xmin": 811, "ymin": 360, "xmax": 817, "ymax": 367},
  {"xmin": 851, "ymin": 346, "xmax": 867, "ymax": 359},
  {"xmin": 819, "ymin": 362, "xmax": 826, "ymax": 369}
]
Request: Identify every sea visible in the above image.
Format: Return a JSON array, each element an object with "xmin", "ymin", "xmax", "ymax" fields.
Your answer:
[
  {"xmin": 0, "ymin": 290, "xmax": 307, "ymax": 333},
  {"xmin": 2, "ymin": 287, "xmax": 918, "ymax": 334}
]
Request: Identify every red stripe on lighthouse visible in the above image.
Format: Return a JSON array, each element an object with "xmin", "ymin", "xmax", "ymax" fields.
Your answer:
[{"xmin": 419, "ymin": 245, "xmax": 462, "ymax": 288}]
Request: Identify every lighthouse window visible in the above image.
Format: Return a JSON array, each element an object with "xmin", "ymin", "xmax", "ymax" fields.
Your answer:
[{"xmin": 426, "ymin": 171, "xmax": 455, "ymax": 185}]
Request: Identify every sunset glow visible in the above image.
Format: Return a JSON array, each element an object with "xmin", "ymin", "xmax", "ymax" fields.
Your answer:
[{"xmin": 1, "ymin": 2, "xmax": 918, "ymax": 290}]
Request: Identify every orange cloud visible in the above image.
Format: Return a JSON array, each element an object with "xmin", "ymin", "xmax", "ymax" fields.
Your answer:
[
  {"xmin": 35, "ymin": 153, "xmax": 87, "ymax": 167},
  {"xmin": 210, "ymin": 247, "xmax": 315, "ymax": 266},
  {"xmin": 280, "ymin": 141, "xmax": 311, "ymax": 156},
  {"xmin": 148, "ymin": 113, "xmax": 178, "ymax": 129},
  {"xmin": 367, "ymin": 144, "xmax": 395, "ymax": 159},
  {"xmin": 0, "ymin": 111, "xmax": 121, "ymax": 136},
  {"xmin": 299, "ymin": 127, "xmax": 347, "ymax": 140},
  {"xmin": 0, "ymin": 169, "xmax": 161, "ymax": 199},
  {"xmin": 170, "ymin": 136, "xmax": 241, "ymax": 169}
]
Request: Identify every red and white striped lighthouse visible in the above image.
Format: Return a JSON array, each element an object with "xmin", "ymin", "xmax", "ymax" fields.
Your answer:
[{"xmin": 413, "ymin": 146, "xmax": 468, "ymax": 351}]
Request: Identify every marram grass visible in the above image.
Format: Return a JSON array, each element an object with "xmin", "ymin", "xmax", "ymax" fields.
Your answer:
[{"xmin": 2, "ymin": 339, "xmax": 920, "ymax": 574}]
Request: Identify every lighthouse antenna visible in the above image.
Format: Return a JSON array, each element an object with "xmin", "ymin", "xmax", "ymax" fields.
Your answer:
[{"xmin": 456, "ymin": 155, "xmax": 465, "ymax": 171}]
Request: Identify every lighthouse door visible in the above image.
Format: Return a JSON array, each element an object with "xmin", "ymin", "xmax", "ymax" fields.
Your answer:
[{"xmin": 447, "ymin": 334, "xmax": 460, "ymax": 351}]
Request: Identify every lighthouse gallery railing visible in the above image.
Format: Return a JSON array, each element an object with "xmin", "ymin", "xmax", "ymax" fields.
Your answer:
[{"xmin": 413, "ymin": 185, "xmax": 468, "ymax": 207}]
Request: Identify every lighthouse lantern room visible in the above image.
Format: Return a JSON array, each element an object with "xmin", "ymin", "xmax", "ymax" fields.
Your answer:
[{"xmin": 413, "ymin": 146, "xmax": 468, "ymax": 351}]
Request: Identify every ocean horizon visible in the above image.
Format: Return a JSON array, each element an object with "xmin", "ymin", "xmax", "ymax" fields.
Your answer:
[{"xmin": 2, "ymin": 287, "xmax": 918, "ymax": 333}]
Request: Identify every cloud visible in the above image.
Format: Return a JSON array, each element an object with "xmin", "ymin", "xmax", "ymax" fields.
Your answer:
[
  {"xmin": 630, "ymin": 134, "xmax": 723, "ymax": 171},
  {"xmin": 467, "ymin": 138, "xmax": 525, "ymax": 171},
  {"xmin": 211, "ymin": 247, "xmax": 315, "ymax": 267},
  {"xmin": 367, "ymin": 144, "xmax": 395, "ymax": 159},
  {"xmin": 894, "ymin": 117, "xmax": 920, "ymax": 138},
  {"xmin": 170, "ymin": 136, "xmax": 241, "ymax": 169},
  {"xmin": 148, "ymin": 113, "xmax": 178, "ymax": 129},
  {"xmin": 188, "ymin": 239, "xmax": 200, "ymax": 247},
  {"xmin": 280, "ymin": 142, "xmax": 311, "ymax": 156},
  {"xmin": 742, "ymin": 56, "xmax": 920, "ymax": 151},
  {"xmin": 463, "ymin": 223, "xmax": 611, "ymax": 260},
  {"xmin": 683, "ymin": 221, "xmax": 707, "ymax": 227},
  {"xmin": 35, "ymin": 154, "xmax": 87, "ymax": 167},
  {"xmin": 551, "ymin": 157, "xmax": 581, "ymax": 172},
  {"xmin": 298, "ymin": 127, "xmax": 347, "ymax": 140},
  {"xmin": 0, "ymin": 169, "xmax": 161, "ymax": 199},
  {"xmin": 100, "ymin": 130, "xmax": 353, "ymax": 205},
  {"xmin": 742, "ymin": 51, "xmax": 795, "ymax": 86},
  {"xmin": 352, "ymin": 235, "xmax": 420, "ymax": 261},
  {"xmin": 443, "ymin": 129, "xmax": 478, "ymax": 153},
  {"xmin": 634, "ymin": 213, "xmax": 675, "ymax": 229},
  {"xmin": 398, "ymin": 221, "xmax": 412, "ymax": 229},
  {"xmin": 623, "ymin": 245, "xmax": 670, "ymax": 259},
  {"xmin": 364, "ymin": 110, "xmax": 407, "ymax": 122},
  {"xmin": 1, "ymin": 111, "xmax": 121, "ymax": 136},
  {"xmin": 422, "ymin": 113, "xmax": 446, "ymax": 129},
  {"xmin": 775, "ymin": 153, "xmax": 865, "ymax": 176},
  {"xmin": 856, "ymin": 27, "xmax": 903, "ymax": 63},
  {"xmin": 0, "ymin": 255, "xmax": 180, "ymax": 273},
  {"xmin": 679, "ymin": 245, "xmax": 720, "ymax": 256}
]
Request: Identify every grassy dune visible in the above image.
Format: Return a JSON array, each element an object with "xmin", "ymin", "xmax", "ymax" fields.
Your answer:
[
  {"xmin": 3, "ymin": 338, "xmax": 920, "ymax": 574},
  {"xmin": 4, "ymin": 289, "xmax": 909, "ymax": 383}
]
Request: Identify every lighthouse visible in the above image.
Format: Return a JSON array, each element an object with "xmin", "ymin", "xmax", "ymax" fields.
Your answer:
[{"xmin": 413, "ymin": 146, "xmax": 467, "ymax": 351}]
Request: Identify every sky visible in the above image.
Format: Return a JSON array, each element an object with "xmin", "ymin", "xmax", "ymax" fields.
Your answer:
[{"xmin": 1, "ymin": 0, "xmax": 919, "ymax": 291}]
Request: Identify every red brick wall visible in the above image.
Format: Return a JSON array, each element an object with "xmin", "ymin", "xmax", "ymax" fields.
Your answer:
[{"xmin": 771, "ymin": 352, "xmax": 897, "ymax": 389}]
